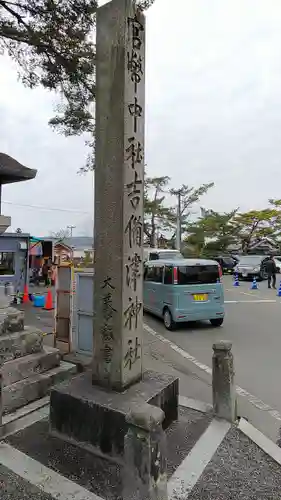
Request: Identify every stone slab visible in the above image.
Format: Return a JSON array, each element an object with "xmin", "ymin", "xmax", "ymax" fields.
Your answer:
[
  {"xmin": 6, "ymin": 406, "xmax": 208, "ymax": 500},
  {"xmin": 2, "ymin": 347, "xmax": 60, "ymax": 386},
  {"xmin": 50, "ymin": 370, "xmax": 178, "ymax": 461},
  {"xmin": 0, "ymin": 463, "xmax": 54, "ymax": 500},
  {"xmin": 3, "ymin": 361, "xmax": 76, "ymax": 415},
  {"xmin": 188, "ymin": 426, "xmax": 281, "ymax": 500},
  {"xmin": 0, "ymin": 327, "xmax": 43, "ymax": 363}
]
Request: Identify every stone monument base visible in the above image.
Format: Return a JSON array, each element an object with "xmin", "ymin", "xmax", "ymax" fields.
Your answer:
[{"xmin": 50, "ymin": 370, "xmax": 178, "ymax": 462}]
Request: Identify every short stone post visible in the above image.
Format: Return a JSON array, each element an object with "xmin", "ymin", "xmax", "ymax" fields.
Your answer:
[
  {"xmin": 0, "ymin": 363, "xmax": 3, "ymax": 433},
  {"xmin": 212, "ymin": 341, "xmax": 236, "ymax": 422},
  {"xmin": 123, "ymin": 403, "xmax": 168, "ymax": 500}
]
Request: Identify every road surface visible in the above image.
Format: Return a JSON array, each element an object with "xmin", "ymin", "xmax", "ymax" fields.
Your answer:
[{"xmin": 143, "ymin": 275, "xmax": 281, "ymax": 444}]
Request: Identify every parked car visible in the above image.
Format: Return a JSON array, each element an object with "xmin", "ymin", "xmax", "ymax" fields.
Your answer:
[
  {"xmin": 143, "ymin": 248, "xmax": 184, "ymax": 262},
  {"xmin": 234, "ymin": 255, "xmax": 268, "ymax": 281},
  {"xmin": 143, "ymin": 258, "xmax": 224, "ymax": 330},
  {"xmin": 214, "ymin": 256, "xmax": 237, "ymax": 274}
]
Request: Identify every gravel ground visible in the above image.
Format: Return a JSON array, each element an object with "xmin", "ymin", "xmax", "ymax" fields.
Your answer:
[
  {"xmin": 5, "ymin": 406, "xmax": 211, "ymax": 499},
  {"xmin": 188, "ymin": 426, "xmax": 281, "ymax": 500},
  {"xmin": 0, "ymin": 464, "xmax": 53, "ymax": 500}
]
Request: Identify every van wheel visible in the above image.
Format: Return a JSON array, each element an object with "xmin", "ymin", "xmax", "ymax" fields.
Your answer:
[
  {"xmin": 163, "ymin": 308, "xmax": 176, "ymax": 331},
  {"xmin": 210, "ymin": 318, "xmax": 224, "ymax": 327}
]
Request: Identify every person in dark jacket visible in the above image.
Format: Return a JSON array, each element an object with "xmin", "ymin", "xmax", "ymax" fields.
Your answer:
[{"xmin": 264, "ymin": 254, "xmax": 277, "ymax": 289}]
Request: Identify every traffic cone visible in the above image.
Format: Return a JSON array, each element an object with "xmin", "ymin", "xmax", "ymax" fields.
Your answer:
[
  {"xmin": 22, "ymin": 284, "xmax": 29, "ymax": 304},
  {"xmin": 233, "ymin": 273, "xmax": 240, "ymax": 287},
  {"xmin": 251, "ymin": 277, "xmax": 258, "ymax": 290},
  {"xmin": 277, "ymin": 282, "xmax": 281, "ymax": 297},
  {"xmin": 43, "ymin": 289, "xmax": 53, "ymax": 310}
]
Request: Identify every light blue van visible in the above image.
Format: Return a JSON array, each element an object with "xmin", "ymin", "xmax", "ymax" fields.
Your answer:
[{"xmin": 143, "ymin": 258, "xmax": 224, "ymax": 330}]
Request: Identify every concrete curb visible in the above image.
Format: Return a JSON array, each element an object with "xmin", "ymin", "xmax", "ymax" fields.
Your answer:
[
  {"xmin": 1, "ymin": 397, "xmax": 50, "ymax": 439},
  {"xmin": 179, "ymin": 396, "xmax": 212, "ymax": 414},
  {"xmin": 238, "ymin": 417, "xmax": 281, "ymax": 466}
]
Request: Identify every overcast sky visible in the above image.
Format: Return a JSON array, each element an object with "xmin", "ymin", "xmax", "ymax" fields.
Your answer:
[{"xmin": 1, "ymin": 0, "xmax": 281, "ymax": 236}]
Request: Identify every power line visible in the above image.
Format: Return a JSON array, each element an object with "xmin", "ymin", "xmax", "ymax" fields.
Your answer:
[{"xmin": 2, "ymin": 200, "xmax": 92, "ymax": 215}]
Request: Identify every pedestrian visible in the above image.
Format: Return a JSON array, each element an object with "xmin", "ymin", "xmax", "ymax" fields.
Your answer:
[
  {"xmin": 42, "ymin": 260, "xmax": 49, "ymax": 287},
  {"xmin": 264, "ymin": 254, "xmax": 277, "ymax": 289},
  {"xmin": 50, "ymin": 262, "xmax": 57, "ymax": 287}
]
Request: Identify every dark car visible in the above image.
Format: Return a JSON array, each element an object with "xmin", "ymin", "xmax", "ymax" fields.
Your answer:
[
  {"xmin": 234, "ymin": 255, "xmax": 268, "ymax": 281},
  {"xmin": 214, "ymin": 256, "xmax": 236, "ymax": 274}
]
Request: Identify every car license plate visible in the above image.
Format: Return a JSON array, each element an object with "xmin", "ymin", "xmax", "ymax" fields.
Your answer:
[
  {"xmin": 242, "ymin": 273, "xmax": 247, "ymax": 277},
  {"xmin": 193, "ymin": 294, "xmax": 208, "ymax": 301}
]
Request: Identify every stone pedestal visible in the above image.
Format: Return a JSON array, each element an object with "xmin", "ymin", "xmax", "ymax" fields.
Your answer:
[{"xmin": 50, "ymin": 370, "xmax": 178, "ymax": 461}]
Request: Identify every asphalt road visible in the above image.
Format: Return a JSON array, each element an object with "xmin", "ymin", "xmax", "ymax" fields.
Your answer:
[{"xmin": 144, "ymin": 274, "xmax": 281, "ymax": 444}]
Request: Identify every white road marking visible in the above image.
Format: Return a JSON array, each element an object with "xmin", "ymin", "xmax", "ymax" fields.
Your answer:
[
  {"xmin": 225, "ymin": 299, "xmax": 276, "ymax": 303},
  {"xmin": 144, "ymin": 323, "xmax": 281, "ymax": 422},
  {"xmin": 0, "ymin": 442, "xmax": 103, "ymax": 500},
  {"xmin": 168, "ymin": 418, "xmax": 231, "ymax": 499},
  {"xmin": 238, "ymin": 417, "xmax": 281, "ymax": 466}
]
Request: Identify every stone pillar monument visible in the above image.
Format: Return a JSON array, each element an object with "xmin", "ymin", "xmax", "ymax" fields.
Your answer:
[
  {"xmin": 50, "ymin": 0, "xmax": 178, "ymax": 463},
  {"xmin": 92, "ymin": 0, "xmax": 145, "ymax": 391}
]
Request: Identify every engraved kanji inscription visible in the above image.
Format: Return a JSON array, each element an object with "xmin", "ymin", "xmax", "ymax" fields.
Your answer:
[
  {"xmin": 128, "ymin": 14, "xmax": 144, "ymax": 50},
  {"xmin": 126, "ymin": 253, "xmax": 142, "ymax": 291},
  {"xmin": 128, "ymin": 97, "xmax": 143, "ymax": 133},
  {"xmin": 127, "ymin": 50, "xmax": 143, "ymax": 91},
  {"xmin": 126, "ymin": 170, "xmax": 142, "ymax": 209},
  {"xmin": 124, "ymin": 337, "xmax": 141, "ymax": 370},
  {"xmin": 103, "ymin": 343, "xmax": 113, "ymax": 364},
  {"xmin": 124, "ymin": 296, "xmax": 142, "ymax": 330},
  {"xmin": 126, "ymin": 137, "xmax": 143, "ymax": 169},
  {"xmin": 125, "ymin": 215, "xmax": 142, "ymax": 249},
  {"xmin": 100, "ymin": 277, "xmax": 116, "ymax": 362},
  {"xmin": 102, "ymin": 277, "xmax": 115, "ymax": 290}
]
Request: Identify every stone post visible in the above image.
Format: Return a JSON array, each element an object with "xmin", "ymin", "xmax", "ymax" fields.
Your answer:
[
  {"xmin": 212, "ymin": 341, "xmax": 236, "ymax": 422},
  {"xmin": 123, "ymin": 403, "xmax": 168, "ymax": 500},
  {"xmin": 93, "ymin": 0, "xmax": 146, "ymax": 391},
  {"xmin": 0, "ymin": 364, "xmax": 2, "ymax": 431}
]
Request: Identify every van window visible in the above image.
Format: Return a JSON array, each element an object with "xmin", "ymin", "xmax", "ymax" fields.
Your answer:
[
  {"xmin": 155, "ymin": 267, "xmax": 163, "ymax": 283},
  {"xmin": 164, "ymin": 266, "xmax": 173, "ymax": 284},
  {"xmin": 177, "ymin": 265, "xmax": 219, "ymax": 285},
  {"xmin": 144, "ymin": 266, "xmax": 163, "ymax": 283},
  {"xmin": 149, "ymin": 253, "xmax": 159, "ymax": 261}
]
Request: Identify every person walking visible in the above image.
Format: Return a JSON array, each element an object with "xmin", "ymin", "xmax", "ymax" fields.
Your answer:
[
  {"xmin": 42, "ymin": 261, "xmax": 49, "ymax": 287},
  {"xmin": 264, "ymin": 254, "xmax": 277, "ymax": 289}
]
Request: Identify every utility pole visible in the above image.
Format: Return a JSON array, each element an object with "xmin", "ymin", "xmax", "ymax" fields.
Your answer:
[
  {"xmin": 67, "ymin": 225, "xmax": 75, "ymax": 238},
  {"xmin": 173, "ymin": 189, "xmax": 182, "ymax": 251}
]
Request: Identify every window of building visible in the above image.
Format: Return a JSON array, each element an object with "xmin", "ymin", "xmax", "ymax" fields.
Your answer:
[{"xmin": 0, "ymin": 252, "xmax": 15, "ymax": 275}]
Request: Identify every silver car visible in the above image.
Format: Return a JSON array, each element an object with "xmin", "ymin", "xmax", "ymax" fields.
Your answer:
[{"xmin": 234, "ymin": 255, "xmax": 268, "ymax": 281}]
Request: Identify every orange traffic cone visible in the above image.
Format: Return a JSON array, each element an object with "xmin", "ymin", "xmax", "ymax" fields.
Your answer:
[
  {"xmin": 44, "ymin": 289, "xmax": 53, "ymax": 310},
  {"xmin": 22, "ymin": 284, "xmax": 29, "ymax": 304}
]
